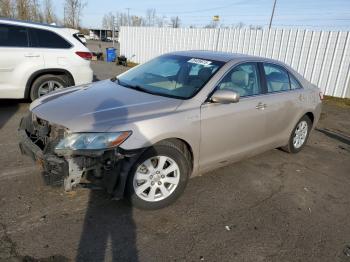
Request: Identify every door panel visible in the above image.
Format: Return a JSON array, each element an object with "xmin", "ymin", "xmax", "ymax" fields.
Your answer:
[
  {"xmin": 0, "ymin": 47, "xmax": 44, "ymax": 98},
  {"xmin": 0, "ymin": 24, "xmax": 44, "ymax": 98},
  {"xmin": 200, "ymin": 97, "xmax": 267, "ymax": 172},
  {"xmin": 263, "ymin": 90, "xmax": 304, "ymax": 146},
  {"xmin": 261, "ymin": 63, "xmax": 304, "ymax": 147}
]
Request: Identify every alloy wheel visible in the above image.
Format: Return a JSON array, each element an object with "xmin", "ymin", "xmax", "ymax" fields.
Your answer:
[
  {"xmin": 38, "ymin": 80, "xmax": 64, "ymax": 97},
  {"xmin": 133, "ymin": 155, "xmax": 180, "ymax": 202},
  {"xmin": 293, "ymin": 120, "xmax": 308, "ymax": 149}
]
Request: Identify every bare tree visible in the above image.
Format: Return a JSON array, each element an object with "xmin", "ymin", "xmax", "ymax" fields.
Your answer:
[
  {"xmin": 170, "ymin": 16, "xmax": 180, "ymax": 28},
  {"xmin": 64, "ymin": 0, "xmax": 86, "ymax": 28},
  {"xmin": 16, "ymin": 0, "xmax": 31, "ymax": 20},
  {"xmin": 205, "ymin": 21, "xmax": 218, "ymax": 28},
  {"xmin": 102, "ymin": 12, "xmax": 114, "ymax": 29},
  {"xmin": 249, "ymin": 24, "xmax": 262, "ymax": 30},
  {"xmin": 0, "ymin": 0, "xmax": 15, "ymax": 18},
  {"xmin": 235, "ymin": 22, "xmax": 245, "ymax": 29},
  {"xmin": 115, "ymin": 12, "xmax": 128, "ymax": 27},
  {"xmin": 30, "ymin": 0, "xmax": 42, "ymax": 22},
  {"xmin": 145, "ymin": 8, "xmax": 156, "ymax": 27},
  {"xmin": 42, "ymin": 0, "xmax": 56, "ymax": 24},
  {"xmin": 131, "ymin": 15, "xmax": 144, "ymax": 26}
]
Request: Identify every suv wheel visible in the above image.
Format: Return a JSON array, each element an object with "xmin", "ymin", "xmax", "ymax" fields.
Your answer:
[
  {"xmin": 30, "ymin": 74, "xmax": 70, "ymax": 101},
  {"xmin": 282, "ymin": 115, "xmax": 312, "ymax": 153},
  {"xmin": 126, "ymin": 142, "xmax": 190, "ymax": 210}
]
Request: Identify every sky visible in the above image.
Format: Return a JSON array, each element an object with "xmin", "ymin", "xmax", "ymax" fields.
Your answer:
[{"xmin": 53, "ymin": 0, "xmax": 350, "ymax": 30}]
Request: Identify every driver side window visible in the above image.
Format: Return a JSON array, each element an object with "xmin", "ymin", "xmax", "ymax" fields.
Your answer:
[{"xmin": 217, "ymin": 63, "xmax": 261, "ymax": 97}]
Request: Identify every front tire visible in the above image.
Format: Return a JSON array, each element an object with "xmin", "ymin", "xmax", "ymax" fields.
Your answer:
[
  {"xmin": 126, "ymin": 142, "xmax": 190, "ymax": 210},
  {"xmin": 282, "ymin": 115, "xmax": 312, "ymax": 153}
]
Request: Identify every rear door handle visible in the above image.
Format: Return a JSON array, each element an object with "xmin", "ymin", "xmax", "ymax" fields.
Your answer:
[{"xmin": 256, "ymin": 102, "xmax": 267, "ymax": 110}]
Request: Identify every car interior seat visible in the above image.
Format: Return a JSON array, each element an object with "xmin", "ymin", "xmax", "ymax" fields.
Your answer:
[
  {"xmin": 189, "ymin": 67, "xmax": 213, "ymax": 89},
  {"xmin": 266, "ymin": 72, "xmax": 290, "ymax": 92}
]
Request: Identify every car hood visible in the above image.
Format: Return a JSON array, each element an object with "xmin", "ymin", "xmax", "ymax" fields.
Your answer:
[{"xmin": 30, "ymin": 80, "xmax": 183, "ymax": 132}]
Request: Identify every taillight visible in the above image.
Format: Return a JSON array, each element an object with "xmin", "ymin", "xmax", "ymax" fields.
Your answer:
[
  {"xmin": 75, "ymin": 51, "xmax": 92, "ymax": 60},
  {"xmin": 319, "ymin": 91, "xmax": 324, "ymax": 100}
]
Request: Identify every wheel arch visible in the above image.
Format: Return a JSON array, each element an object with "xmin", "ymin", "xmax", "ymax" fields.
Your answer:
[
  {"xmin": 24, "ymin": 69, "xmax": 75, "ymax": 98},
  {"xmin": 305, "ymin": 112, "xmax": 314, "ymax": 124},
  {"xmin": 155, "ymin": 137, "xmax": 194, "ymax": 173}
]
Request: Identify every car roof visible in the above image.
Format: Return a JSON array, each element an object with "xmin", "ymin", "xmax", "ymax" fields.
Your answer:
[
  {"xmin": 0, "ymin": 18, "xmax": 64, "ymax": 29},
  {"xmin": 168, "ymin": 50, "xmax": 276, "ymax": 63},
  {"xmin": 167, "ymin": 50, "xmax": 307, "ymax": 83}
]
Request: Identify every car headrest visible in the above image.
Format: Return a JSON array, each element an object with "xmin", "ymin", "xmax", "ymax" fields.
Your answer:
[
  {"xmin": 266, "ymin": 72, "xmax": 286, "ymax": 82},
  {"xmin": 231, "ymin": 71, "xmax": 249, "ymax": 87},
  {"xmin": 198, "ymin": 67, "xmax": 212, "ymax": 81}
]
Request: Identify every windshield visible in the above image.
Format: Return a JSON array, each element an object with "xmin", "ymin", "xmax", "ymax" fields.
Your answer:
[{"xmin": 117, "ymin": 55, "xmax": 224, "ymax": 99}]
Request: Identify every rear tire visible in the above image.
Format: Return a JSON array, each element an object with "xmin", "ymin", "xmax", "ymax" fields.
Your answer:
[
  {"xmin": 30, "ymin": 74, "xmax": 71, "ymax": 101},
  {"xmin": 282, "ymin": 115, "xmax": 312, "ymax": 153},
  {"xmin": 126, "ymin": 142, "xmax": 190, "ymax": 210}
]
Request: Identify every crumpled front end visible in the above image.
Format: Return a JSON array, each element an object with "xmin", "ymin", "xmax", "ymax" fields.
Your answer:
[{"xmin": 18, "ymin": 113, "xmax": 141, "ymax": 198}]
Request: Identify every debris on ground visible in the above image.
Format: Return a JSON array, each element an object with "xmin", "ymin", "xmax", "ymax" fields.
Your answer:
[{"xmin": 343, "ymin": 245, "xmax": 350, "ymax": 257}]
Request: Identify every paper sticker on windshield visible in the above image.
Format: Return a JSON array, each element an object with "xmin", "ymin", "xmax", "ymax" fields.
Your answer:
[{"xmin": 188, "ymin": 58, "xmax": 212, "ymax": 66}]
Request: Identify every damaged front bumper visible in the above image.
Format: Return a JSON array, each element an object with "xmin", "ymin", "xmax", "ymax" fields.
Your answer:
[{"xmin": 18, "ymin": 113, "xmax": 141, "ymax": 199}]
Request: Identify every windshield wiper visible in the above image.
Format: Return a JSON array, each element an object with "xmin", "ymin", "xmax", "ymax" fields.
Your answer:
[{"xmin": 116, "ymin": 79, "xmax": 156, "ymax": 95}]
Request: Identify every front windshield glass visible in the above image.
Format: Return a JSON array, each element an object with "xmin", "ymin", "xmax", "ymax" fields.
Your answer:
[{"xmin": 117, "ymin": 55, "xmax": 224, "ymax": 99}]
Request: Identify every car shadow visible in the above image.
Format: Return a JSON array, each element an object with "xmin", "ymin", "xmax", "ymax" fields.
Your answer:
[
  {"xmin": 0, "ymin": 99, "xmax": 28, "ymax": 130},
  {"xmin": 316, "ymin": 128, "xmax": 350, "ymax": 145},
  {"xmin": 76, "ymin": 190, "xmax": 138, "ymax": 262},
  {"xmin": 93, "ymin": 74, "xmax": 100, "ymax": 82},
  {"xmin": 76, "ymin": 96, "xmax": 142, "ymax": 261}
]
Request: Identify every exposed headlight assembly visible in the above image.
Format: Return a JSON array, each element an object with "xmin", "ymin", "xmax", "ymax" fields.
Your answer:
[{"xmin": 55, "ymin": 131, "xmax": 131, "ymax": 151}]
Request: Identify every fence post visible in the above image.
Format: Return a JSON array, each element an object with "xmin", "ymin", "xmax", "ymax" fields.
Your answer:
[{"xmin": 215, "ymin": 28, "xmax": 221, "ymax": 51}]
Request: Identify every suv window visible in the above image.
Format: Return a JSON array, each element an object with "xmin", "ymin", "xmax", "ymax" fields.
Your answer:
[
  {"xmin": 29, "ymin": 28, "xmax": 71, "ymax": 48},
  {"xmin": 289, "ymin": 73, "xmax": 303, "ymax": 90},
  {"xmin": 217, "ymin": 63, "xmax": 261, "ymax": 97},
  {"xmin": 263, "ymin": 64, "xmax": 290, "ymax": 93},
  {"xmin": 0, "ymin": 24, "xmax": 28, "ymax": 47}
]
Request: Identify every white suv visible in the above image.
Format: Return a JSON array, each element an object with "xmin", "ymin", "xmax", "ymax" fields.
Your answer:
[{"xmin": 0, "ymin": 19, "xmax": 93, "ymax": 100}]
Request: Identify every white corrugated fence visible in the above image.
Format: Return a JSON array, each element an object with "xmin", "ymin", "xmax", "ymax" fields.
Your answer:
[{"xmin": 119, "ymin": 26, "xmax": 350, "ymax": 98}]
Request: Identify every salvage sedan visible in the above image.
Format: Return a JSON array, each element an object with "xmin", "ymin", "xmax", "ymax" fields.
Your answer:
[{"xmin": 19, "ymin": 51, "xmax": 322, "ymax": 209}]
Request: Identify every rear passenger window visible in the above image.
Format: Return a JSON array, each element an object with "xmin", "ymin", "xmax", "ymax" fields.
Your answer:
[
  {"xmin": 0, "ymin": 24, "xmax": 28, "ymax": 47},
  {"xmin": 263, "ymin": 64, "xmax": 290, "ymax": 93},
  {"xmin": 289, "ymin": 73, "xmax": 303, "ymax": 89},
  {"xmin": 29, "ymin": 28, "xmax": 71, "ymax": 49},
  {"xmin": 217, "ymin": 63, "xmax": 261, "ymax": 97}
]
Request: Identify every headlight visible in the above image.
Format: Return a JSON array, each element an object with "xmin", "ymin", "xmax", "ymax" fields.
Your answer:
[{"xmin": 55, "ymin": 131, "xmax": 131, "ymax": 151}]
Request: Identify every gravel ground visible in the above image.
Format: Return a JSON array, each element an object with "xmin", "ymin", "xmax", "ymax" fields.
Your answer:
[{"xmin": 0, "ymin": 61, "xmax": 349, "ymax": 262}]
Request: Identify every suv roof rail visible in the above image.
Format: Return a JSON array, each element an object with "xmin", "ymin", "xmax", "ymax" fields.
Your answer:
[{"xmin": 0, "ymin": 18, "xmax": 64, "ymax": 28}]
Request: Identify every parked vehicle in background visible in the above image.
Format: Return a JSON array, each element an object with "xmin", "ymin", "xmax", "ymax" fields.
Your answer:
[
  {"xmin": 74, "ymin": 33, "xmax": 87, "ymax": 45},
  {"xmin": 18, "ymin": 51, "xmax": 322, "ymax": 209},
  {"xmin": 0, "ymin": 18, "xmax": 93, "ymax": 101},
  {"xmin": 101, "ymin": 37, "xmax": 112, "ymax": 42}
]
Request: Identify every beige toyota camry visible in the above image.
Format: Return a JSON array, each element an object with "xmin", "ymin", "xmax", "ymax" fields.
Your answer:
[{"xmin": 19, "ymin": 50, "xmax": 322, "ymax": 209}]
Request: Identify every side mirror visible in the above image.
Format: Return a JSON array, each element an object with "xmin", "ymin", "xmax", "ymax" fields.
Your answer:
[{"xmin": 211, "ymin": 89, "xmax": 240, "ymax": 104}]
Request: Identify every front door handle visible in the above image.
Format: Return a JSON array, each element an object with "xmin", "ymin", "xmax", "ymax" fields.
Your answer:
[{"xmin": 256, "ymin": 102, "xmax": 267, "ymax": 110}]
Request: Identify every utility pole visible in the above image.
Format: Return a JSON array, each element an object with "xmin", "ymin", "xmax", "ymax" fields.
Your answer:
[
  {"xmin": 269, "ymin": 0, "xmax": 277, "ymax": 29},
  {"xmin": 126, "ymin": 8, "xmax": 130, "ymax": 26},
  {"xmin": 112, "ymin": 15, "xmax": 115, "ymax": 47}
]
